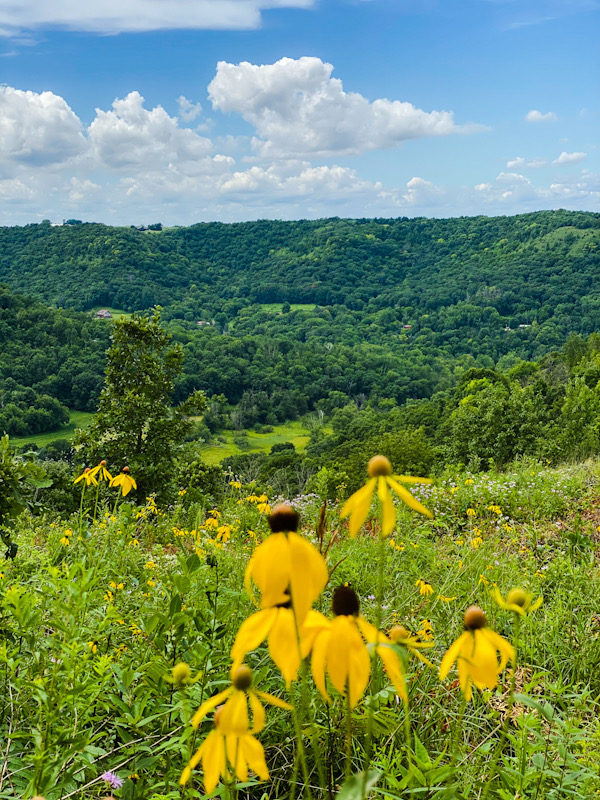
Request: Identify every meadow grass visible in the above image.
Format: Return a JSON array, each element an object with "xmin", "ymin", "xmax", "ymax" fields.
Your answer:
[
  {"xmin": 199, "ymin": 419, "xmax": 330, "ymax": 464},
  {"xmin": 88, "ymin": 305, "xmax": 133, "ymax": 320},
  {"xmin": 10, "ymin": 410, "xmax": 94, "ymax": 447},
  {"xmin": 2, "ymin": 458, "xmax": 600, "ymax": 798}
]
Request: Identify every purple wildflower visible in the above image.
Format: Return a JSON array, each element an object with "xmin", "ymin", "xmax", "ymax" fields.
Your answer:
[{"xmin": 101, "ymin": 770, "xmax": 123, "ymax": 789}]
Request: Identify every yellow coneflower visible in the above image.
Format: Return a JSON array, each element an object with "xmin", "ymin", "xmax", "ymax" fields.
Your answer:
[
  {"xmin": 302, "ymin": 584, "xmax": 408, "ymax": 707},
  {"xmin": 244, "ymin": 504, "xmax": 327, "ymax": 623},
  {"xmin": 74, "ymin": 467, "xmax": 98, "ymax": 487},
  {"xmin": 191, "ymin": 665, "xmax": 290, "ymax": 734},
  {"xmin": 180, "ymin": 706, "xmax": 269, "ymax": 791},
  {"xmin": 439, "ymin": 606, "xmax": 514, "ymax": 701},
  {"xmin": 415, "ymin": 578, "xmax": 434, "ymax": 596},
  {"xmin": 340, "ymin": 455, "xmax": 432, "ymax": 538},
  {"xmin": 89, "ymin": 460, "xmax": 113, "ymax": 482},
  {"xmin": 109, "ymin": 467, "xmax": 137, "ymax": 497},
  {"xmin": 492, "ymin": 587, "xmax": 542, "ymax": 616}
]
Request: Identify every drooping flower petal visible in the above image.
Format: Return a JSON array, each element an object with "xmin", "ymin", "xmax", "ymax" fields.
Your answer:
[
  {"xmin": 288, "ymin": 531, "xmax": 328, "ymax": 622},
  {"xmin": 386, "ymin": 477, "xmax": 433, "ymax": 518},
  {"xmin": 231, "ymin": 607, "xmax": 279, "ymax": 670},
  {"xmin": 340, "ymin": 478, "xmax": 377, "ymax": 537},
  {"xmin": 191, "ymin": 687, "xmax": 232, "ymax": 729},
  {"xmin": 267, "ymin": 607, "xmax": 301, "ymax": 684}
]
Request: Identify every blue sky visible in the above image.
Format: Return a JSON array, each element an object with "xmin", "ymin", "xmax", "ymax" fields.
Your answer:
[{"xmin": 0, "ymin": 0, "xmax": 598, "ymax": 225}]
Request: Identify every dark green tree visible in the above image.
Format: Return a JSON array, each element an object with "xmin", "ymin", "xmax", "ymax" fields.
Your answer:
[{"xmin": 74, "ymin": 310, "xmax": 206, "ymax": 500}]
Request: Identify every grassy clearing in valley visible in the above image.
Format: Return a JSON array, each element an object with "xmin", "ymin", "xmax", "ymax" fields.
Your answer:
[
  {"xmin": 89, "ymin": 305, "xmax": 133, "ymax": 320},
  {"xmin": 199, "ymin": 419, "xmax": 329, "ymax": 464},
  {"xmin": 11, "ymin": 410, "xmax": 94, "ymax": 448}
]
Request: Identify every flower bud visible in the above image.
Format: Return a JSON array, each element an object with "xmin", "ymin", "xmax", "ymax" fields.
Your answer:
[
  {"xmin": 171, "ymin": 662, "xmax": 191, "ymax": 684},
  {"xmin": 389, "ymin": 625, "xmax": 410, "ymax": 642},
  {"xmin": 368, "ymin": 455, "xmax": 392, "ymax": 477},
  {"xmin": 506, "ymin": 588, "xmax": 528, "ymax": 608}
]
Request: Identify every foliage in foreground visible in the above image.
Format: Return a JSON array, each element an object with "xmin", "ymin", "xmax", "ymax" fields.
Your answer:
[{"xmin": 1, "ymin": 455, "xmax": 600, "ymax": 798}]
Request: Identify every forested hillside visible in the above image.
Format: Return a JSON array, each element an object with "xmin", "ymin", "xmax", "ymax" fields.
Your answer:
[
  {"xmin": 1, "ymin": 210, "xmax": 599, "ymax": 441},
  {"xmin": 0, "ymin": 210, "xmax": 598, "ymax": 324},
  {"xmin": 0, "ymin": 287, "xmax": 109, "ymax": 436}
]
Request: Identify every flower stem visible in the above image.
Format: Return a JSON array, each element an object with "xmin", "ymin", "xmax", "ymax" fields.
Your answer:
[
  {"xmin": 362, "ymin": 532, "xmax": 386, "ymax": 797},
  {"xmin": 481, "ymin": 615, "xmax": 520, "ymax": 800}
]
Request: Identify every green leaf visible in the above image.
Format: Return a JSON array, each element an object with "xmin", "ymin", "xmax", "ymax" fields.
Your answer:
[
  {"xmin": 513, "ymin": 693, "xmax": 555, "ymax": 721},
  {"xmin": 413, "ymin": 732, "xmax": 432, "ymax": 769},
  {"xmin": 336, "ymin": 770, "xmax": 383, "ymax": 800}
]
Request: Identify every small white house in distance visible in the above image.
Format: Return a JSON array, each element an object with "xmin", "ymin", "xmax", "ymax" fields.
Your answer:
[{"xmin": 96, "ymin": 309, "xmax": 112, "ymax": 319}]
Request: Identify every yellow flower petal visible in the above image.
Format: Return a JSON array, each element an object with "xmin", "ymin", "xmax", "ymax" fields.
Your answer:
[
  {"xmin": 239, "ymin": 733, "xmax": 270, "ymax": 782},
  {"xmin": 379, "ymin": 478, "xmax": 397, "ymax": 536},
  {"xmin": 255, "ymin": 689, "xmax": 292, "ymax": 711},
  {"xmin": 386, "ymin": 477, "xmax": 433, "ymax": 518},
  {"xmin": 310, "ymin": 625, "xmax": 332, "ymax": 703},
  {"xmin": 219, "ymin": 690, "xmax": 249, "ymax": 735},
  {"xmin": 245, "ymin": 533, "xmax": 291, "ymax": 608},
  {"xmin": 191, "ymin": 687, "xmax": 232, "ymax": 729},
  {"xmin": 288, "ymin": 531, "xmax": 327, "ymax": 623},
  {"xmin": 376, "ymin": 644, "xmax": 407, "ymax": 704},
  {"xmin": 248, "ymin": 691, "xmax": 266, "ymax": 734},
  {"xmin": 202, "ymin": 730, "xmax": 226, "ymax": 793},
  {"xmin": 267, "ymin": 607, "xmax": 300, "ymax": 684},
  {"xmin": 230, "ymin": 608, "xmax": 278, "ymax": 669},
  {"xmin": 341, "ymin": 478, "xmax": 377, "ymax": 537},
  {"xmin": 439, "ymin": 631, "xmax": 468, "ymax": 681}
]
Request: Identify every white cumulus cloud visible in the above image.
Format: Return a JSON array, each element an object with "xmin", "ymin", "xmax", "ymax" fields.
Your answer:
[
  {"xmin": 0, "ymin": 0, "xmax": 316, "ymax": 36},
  {"xmin": 525, "ymin": 109, "xmax": 557, "ymax": 122},
  {"xmin": 177, "ymin": 96, "xmax": 203, "ymax": 123},
  {"xmin": 0, "ymin": 86, "xmax": 86, "ymax": 168},
  {"xmin": 208, "ymin": 57, "xmax": 482, "ymax": 159},
  {"xmin": 88, "ymin": 91, "xmax": 213, "ymax": 170},
  {"xmin": 552, "ymin": 151, "xmax": 587, "ymax": 166},
  {"xmin": 506, "ymin": 156, "xmax": 547, "ymax": 168}
]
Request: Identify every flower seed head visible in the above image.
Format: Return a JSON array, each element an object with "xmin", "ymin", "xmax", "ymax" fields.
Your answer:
[
  {"xmin": 332, "ymin": 583, "xmax": 360, "ymax": 616},
  {"xmin": 122, "ymin": 466, "xmax": 130, "ymax": 473},
  {"xmin": 507, "ymin": 588, "xmax": 528, "ymax": 608},
  {"xmin": 368, "ymin": 455, "xmax": 393, "ymax": 477},
  {"xmin": 100, "ymin": 460, "xmax": 107, "ymax": 466},
  {"xmin": 464, "ymin": 605, "xmax": 487, "ymax": 630},
  {"xmin": 232, "ymin": 664, "xmax": 253, "ymax": 691},
  {"xmin": 84, "ymin": 467, "xmax": 90, "ymax": 473},
  {"xmin": 268, "ymin": 504, "xmax": 299, "ymax": 533},
  {"xmin": 389, "ymin": 625, "xmax": 410, "ymax": 642},
  {"xmin": 171, "ymin": 662, "xmax": 191, "ymax": 684}
]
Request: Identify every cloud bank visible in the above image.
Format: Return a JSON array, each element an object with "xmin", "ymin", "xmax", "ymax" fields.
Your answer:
[
  {"xmin": 208, "ymin": 57, "xmax": 481, "ymax": 158},
  {"xmin": 0, "ymin": 0, "xmax": 315, "ymax": 36},
  {"xmin": 0, "ymin": 60, "xmax": 597, "ymax": 225}
]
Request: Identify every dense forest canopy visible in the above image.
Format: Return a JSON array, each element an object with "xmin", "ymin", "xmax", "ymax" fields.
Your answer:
[
  {"xmin": 0, "ymin": 210, "xmax": 598, "ymax": 320},
  {"xmin": 1, "ymin": 210, "xmax": 599, "ymax": 441}
]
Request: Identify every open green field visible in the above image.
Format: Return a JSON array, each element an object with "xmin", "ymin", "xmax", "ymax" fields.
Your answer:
[
  {"xmin": 11, "ymin": 414, "xmax": 326, "ymax": 461},
  {"xmin": 199, "ymin": 419, "xmax": 328, "ymax": 464},
  {"xmin": 89, "ymin": 306, "xmax": 133, "ymax": 320},
  {"xmin": 11, "ymin": 410, "xmax": 94, "ymax": 447}
]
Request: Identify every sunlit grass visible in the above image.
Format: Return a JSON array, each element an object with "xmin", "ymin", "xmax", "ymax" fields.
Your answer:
[
  {"xmin": 11, "ymin": 410, "xmax": 94, "ymax": 447},
  {"xmin": 199, "ymin": 419, "xmax": 331, "ymax": 464}
]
